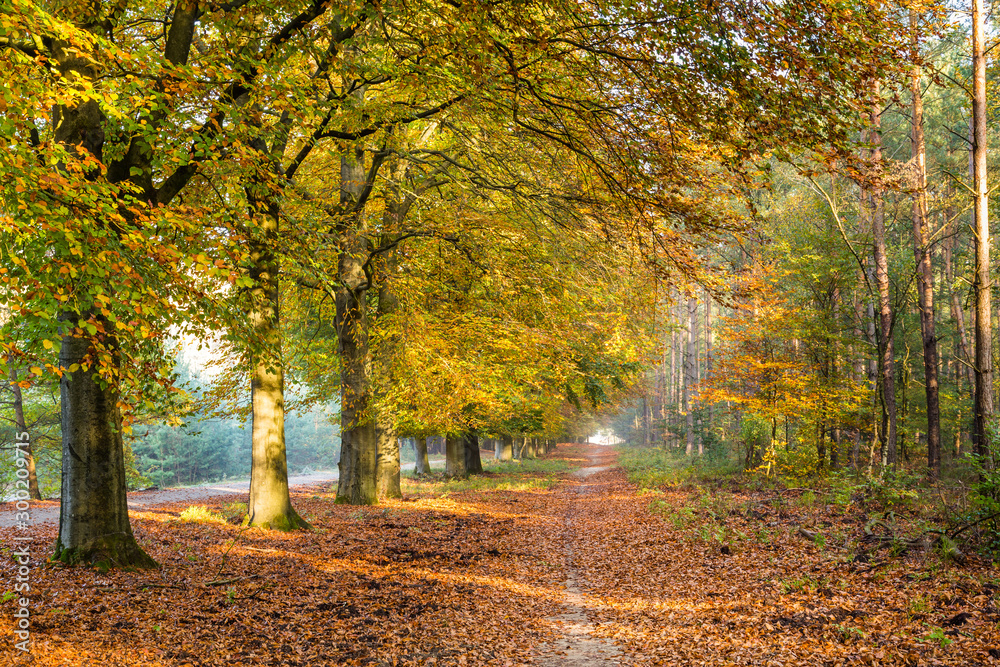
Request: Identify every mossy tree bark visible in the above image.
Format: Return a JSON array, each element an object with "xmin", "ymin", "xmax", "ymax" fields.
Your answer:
[
  {"xmin": 49, "ymin": 16, "xmax": 158, "ymax": 569},
  {"xmin": 245, "ymin": 182, "xmax": 309, "ymax": 531},
  {"xmin": 54, "ymin": 322, "xmax": 157, "ymax": 569},
  {"xmin": 336, "ymin": 148, "xmax": 378, "ymax": 505}
]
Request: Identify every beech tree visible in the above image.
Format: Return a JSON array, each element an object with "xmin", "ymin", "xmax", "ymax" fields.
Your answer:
[{"xmin": 0, "ymin": 0, "xmax": 360, "ymax": 562}]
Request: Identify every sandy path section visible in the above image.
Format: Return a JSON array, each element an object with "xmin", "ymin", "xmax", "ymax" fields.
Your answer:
[{"xmin": 536, "ymin": 445, "xmax": 626, "ymax": 666}]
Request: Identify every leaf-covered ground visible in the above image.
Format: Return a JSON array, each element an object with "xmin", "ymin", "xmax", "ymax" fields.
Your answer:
[{"xmin": 3, "ymin": 444, "xmax": 1000, "ymax": 666}]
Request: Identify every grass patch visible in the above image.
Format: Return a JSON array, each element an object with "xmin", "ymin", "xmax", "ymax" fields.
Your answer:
[
  {"xmin": 403, "ymin": 473, "xmax": 560, "ymax": 495},
  {"xmin": 617, "ymin": 446, "xmax": 741, "ymax": 490},
  {"xmin": 483, "ymin": 458, "xmax": 572, "ymax": 475},
  {"xmin": 176, "ymin": 505, "xmax": 226, "ymax": 524},
  {"xmin": 402, "ymin": 457, "xmax": 573, "ymax": 495}
]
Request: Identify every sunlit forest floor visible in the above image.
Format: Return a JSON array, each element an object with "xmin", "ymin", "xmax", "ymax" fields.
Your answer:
[{"xmin": 2, "ymin": 444, "xmax": 999, "ymax": 666}]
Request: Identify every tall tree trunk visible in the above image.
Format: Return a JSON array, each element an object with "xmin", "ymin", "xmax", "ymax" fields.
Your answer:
[
  {"xmin": 374, "ymin": 261, "xmax": 402, "ymax": 500},
  {"xmin": 445, "ymin": 433, "xmax": 467, "ymax": 478},
  {"xmin": 464, "ymin": 432, "xmax": 483, "ymax": 474},
  {"xmin": 870, "ymin": 93, "xmax": 898, "ymax": 467},
  {"xmin": 8, "ymin": 362, "xmax": 40, "ymax": 500},
  {"xmin": 684, "ymin": 295, "xmax": 697, "ymax": 455},
  {"xmin": 909, "ymin": 13, "xmax": 941, "ymax": 480},
  {"xmin": 704, "ymin": 289, "xmax": 713, "ymax": 449},
  {"xmin": 54, "ymin": 319, "xmax": 157, "ymax": 568},
  {"xmin": 672, "ymin": 300, "xmax": 681, "ymax": 447},
  {"xmin": 336, "ymin": 148, "xmax": 377, "ymax": 505},
  {"xmin": 972, "ymin": 0, "xmax": 994, "ymax": 461},
  {"xmin": 522, "ymin": 437, "xmax": 535, "ymax": 459},
  {"xmin": 496, "ymin": 434, "xmax": 513, "ymax": 461},
  {"xmin": 375, "ymin": 431, "xmax": 401, "ymax": 500},
  {"xmin": 50, "ymin": 28, "xmax": 156, "ymax": 567},
  {"xmin": 414, "ymin": 437, "xmax": 431, "ymax": 475},
  {"xmin": 642, "ymin": 396, "xmax": 652, "ymax": 447},
  {"xmin": 244, "ymin": 159, "xmax": 308, "ymax": 531},
  {"xmin": 943, "ymin": 204, "xmax": 974, "ymax": 392}
]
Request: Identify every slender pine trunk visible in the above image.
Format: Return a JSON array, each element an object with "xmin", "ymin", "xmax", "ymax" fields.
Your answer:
[
  {"xmin": 972, "ymin": 0, "xmax": 994, "ymax": 461},
  {"xmin": 870, "ymin": 92, "xmax": 897, "ymax": 467},
  {"xmin": 909, "ymin": 12, "xmax": 941, "ymax": 479},
  {"xmin": 8, "ymin": 362, "xmax": 40, "ymax": 500}
]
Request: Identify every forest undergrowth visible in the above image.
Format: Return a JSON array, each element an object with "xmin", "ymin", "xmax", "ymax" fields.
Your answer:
[
  {"xmin": 612, "ymin": 446, "xmax": 1000, "ymax": 665},
  {"xmin": 3, "ymin": 443, "xmax": 1000, "ymax": 666}
]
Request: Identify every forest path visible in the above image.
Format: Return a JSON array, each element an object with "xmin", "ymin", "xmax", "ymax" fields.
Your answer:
[{"xmin": 535, "ymin": 444, "xmax": 627, "ymax": 666}]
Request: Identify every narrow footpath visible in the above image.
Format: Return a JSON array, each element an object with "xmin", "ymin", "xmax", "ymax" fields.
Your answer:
[{"xmin": 535, "ymin": 445, "xmax": 626, "ymax": 665}]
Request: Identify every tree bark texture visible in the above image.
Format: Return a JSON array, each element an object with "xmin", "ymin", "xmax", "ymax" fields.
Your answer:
[
  {"xmin": 870, "ymin": 95, "xmax": 897, "ymax": 467},
  {"xmin": 909, "ymin": 13, "xmax": 941, "ymax": 479},
  {"xmin": 245, "ymin": 157, "xmax": 308, "ymax": 531},
  {"xmin": 414, "ymin": 437, "xmax": 431, "ymax": 475},
  {"xmin": 464, "ymin": 432, "xmax": 484, "ymax": 474},
  {"xmin": 972, "ymin": 0, "xmax": 994, "ymax": 460},
  {"xmin": 336, "ymin": 148, "xmax": 378, "ymax": 504},
  {"xmin": 445, "ymin": 433, "xmax": 467, "ymax": 478},
  {"xmin": 54, "ymin": 322, "xmax": 157, "ymax": 568},
  {"xmin": 50, "ymin": 25, "xmax": 156, "ymax": 567},
  {"xmin": 684, "ymin": 295, "xmax": 697, "ymax": 455},
  {"xmin": 374, "ymin": 261, "xmax": 402, "ymax": 500},
  {"xmin": 8, "ymin": 362, "xmax": 41, "ymax": 500}
]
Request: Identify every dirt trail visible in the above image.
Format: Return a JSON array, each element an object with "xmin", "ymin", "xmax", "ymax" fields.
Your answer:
[{"xmin": 536, "ymin": 445, "xmax": 626, "ymax": 666}]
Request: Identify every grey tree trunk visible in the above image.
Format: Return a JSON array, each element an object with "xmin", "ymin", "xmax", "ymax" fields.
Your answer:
[
  {"xmin": 445, "ymin": 433, "xmax": 467, "ymax": 478},
  {"xmin": 972, "ymin": 0, "xmax": 994, "ymax": 460},
  {"xmin": 464, "ymin": 432, "xmax": 484, "ymax": 474},
  {"xmin": 870, "ymin": 95, "xmax": 897, "ymax": 467},
  {"xmin": 49, "ymin": 29, "xmax": 156, "ymax": 567},
  {"xmin": 245, "ymin": 159, "xmax": 308, "ymax": 531},
  {"xmin": 496, "ymin": 434, "xmax": 514, "ymax": 461},
  {"xmin": 414, "ymin": 437, "xmax": 431, "ymax": 475},
  {"xmin": 909, "ymin": 14, "xmax": 941, "ymax": 480},
  {"xmin": 53, "ymin": 320, "xmax": 157, "ymax": 568},
  {"xmin": 376, "ymin": 431, "xmax": 401, "ymax": 500},
  {"xmin": 684, "ymin": 295, "xmax": 697, "ymax": 455},
  {"xmin": 374, "ymin": 257, "xmax": 402, "ymax": 500},
  {"xmin": 704, "ymin": 288, "xmax": 713, "ymax": 451},
  {"xmin": 8, "ymin": 362, "xmax": 40, "ymax": 500},
  {"xmin": 642, "ymin": 396, "xmax": 652, "ymax": 447},
  {"xmin": 670, "ymin": 305, "xmax": 680, "ymax": 448},
  {"xmin": 336, "ymin": 148, "xmax": 378, "ymax": 504}
]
